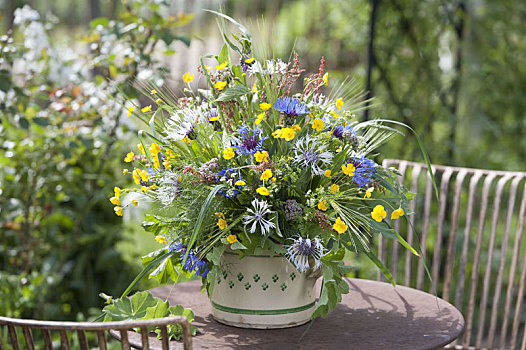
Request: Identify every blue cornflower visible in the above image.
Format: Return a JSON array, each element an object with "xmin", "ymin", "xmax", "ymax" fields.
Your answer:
[
  {"xmin": 273, "ymin": 97, "xmax": 309, "ymax": 117},
  {"xmin": 350, "ymin": 156, "xmax": 376, "ymax": 187},
  {"xmin": 234, "ymin": 124, "xmax": 267, "ymax": 156},
  {"xmin": 332, "ymin": 124, "xmax": 356, "ymax": 141},
  {"xmin": 170, "ymin": 242, "xmax": 210, "ymax": 277},
  {"xmin": 217, "ymin": 168, "xmax": 245, "ymax": 198}
]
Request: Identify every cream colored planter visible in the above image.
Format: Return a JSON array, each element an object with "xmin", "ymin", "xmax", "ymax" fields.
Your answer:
[{"xmin": 210, "ymin": 250, "xmax": 320, "ymax": 329}]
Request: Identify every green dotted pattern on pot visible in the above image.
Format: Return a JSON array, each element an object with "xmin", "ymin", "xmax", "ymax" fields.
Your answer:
[{"xmin": 218, "ymin": 270, "xmax": 297, "ymax": 291}]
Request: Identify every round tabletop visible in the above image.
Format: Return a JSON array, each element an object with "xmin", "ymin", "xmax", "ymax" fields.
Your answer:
[{"xmin": 120, "ymin": 278, "xmax": 464, "ymax": 350}]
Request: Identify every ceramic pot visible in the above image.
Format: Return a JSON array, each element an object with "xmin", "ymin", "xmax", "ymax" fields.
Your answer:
[{"xmin": 210, "ymin": 250, "xmax": 320, "ymax": 329}]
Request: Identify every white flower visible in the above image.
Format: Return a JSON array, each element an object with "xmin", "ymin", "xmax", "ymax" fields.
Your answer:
[
  {"xmin": 248, "ymin": 59, "xmax": 288, "ymax": 76},
  {"xmin": 286, "ymin": 236, "xmax": 326, "ymax": 273},
  {"xmin": 292, "ymin": 136, "xmax": 333, "ymax": 176},
  {"xmin": 243, "ymin": 199, "xmax": 276, "ymax": 235}
]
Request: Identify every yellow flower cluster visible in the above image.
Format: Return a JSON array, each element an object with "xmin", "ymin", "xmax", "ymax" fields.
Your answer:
[
  {"xmin": 155, "ymin": 236, "xmax": 168, "ymax": 244},
  {"xmin": 312, "ymin": 119, "xmax": 324, "ymax": 132},
  {"xmin": 215, "ymin": 212, "xmax": 227, "ymax": 230},
  {"xmin": 254, "ymin": 151, "xmax": 269, "ymax": 163},
  {"xmin": 150, "ymin": 142, "xmax": 161, "ymax": 169},
  {"xmin": 214, "ymin": 81, "xmax": 227, "ymax": 91},
  {"xmin": 223, "ymin": 147, "xmax": 235, "ymax": 160},
  {"xmin": 124, "ymin": 152, "xmax": 134, "ymax": 163},
  {"xmin": 182, "ymin": 72, "xmax": 194, "ymax": 83},
  {"xmin": 133, "ymin": 169, "xmax": 149, "ymax": 185},
  {"xmin": 112, "ymin": 187, "xmax": 123, "ymax": 216},
  {"xmin": 260, "ymin": 169, "xmax": 273, "ymax": 181},
  {"xmin": 342, "ymin": 163, "xmax": 356, "ymax": 177},
  {"xmin": 333, "ymin": 217, "xmax": 348, "ymax": 234},
  {"xmin": 255, "ymin": 112, "xmax": 265, "ymax": 125},
  {"xmin": 272, "ymin": 127, "xmax": 296, "ymax": 141}
]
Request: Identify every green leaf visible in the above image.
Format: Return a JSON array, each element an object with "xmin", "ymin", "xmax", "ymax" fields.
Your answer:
[
  {"xmin": 90, "ymin": 17, "xmax": 110, "ymax": 28},
  {"xmin": 175, "ymin": 35, "xmax": 191, "ymax": 47},
  {"xmin": 218, "ymin": 43, "xmax": 229, "ymax": 65},
  {"xmin": 143, "ymin": 299, "xmax": 170, "ymax": 319},
  {"xmin": 230, "ymin": 240, "xmax": 247, "ymax": 250},
  {"xmin": 103, "ymin": 292, "xmax": 157, "ymax": 321}
]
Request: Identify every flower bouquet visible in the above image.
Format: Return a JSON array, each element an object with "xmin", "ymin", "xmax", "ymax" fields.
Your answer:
[{"xmin": 103, "ymin": 12, "xmax": 433, "ymax": 335}]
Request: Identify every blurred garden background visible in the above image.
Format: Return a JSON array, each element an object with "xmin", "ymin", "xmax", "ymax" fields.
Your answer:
[{"xmin": 1, "ymin": 0, "xmax": 525, "ymax": 328}]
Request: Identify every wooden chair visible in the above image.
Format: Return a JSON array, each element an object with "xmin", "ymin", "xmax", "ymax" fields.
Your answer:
[
  {"xmin": 378, "ymin": 159, "xmax": 526, "ymax": 350},
  {"xmin": 0, "ymin": 316, "xmax": 192, "ymax": 350}
]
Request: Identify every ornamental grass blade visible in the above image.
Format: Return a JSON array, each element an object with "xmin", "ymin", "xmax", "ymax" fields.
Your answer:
[
  {"xmin": 371, "ymin": 119, "xmax": 439, "ymax": 200},
  {"xmin": 181, "ymin": 185, "xmax": 225, "ymax": 269},
  {"xmin": 120, "ymin": 251, "xmax": 174, "ymax": 298}
]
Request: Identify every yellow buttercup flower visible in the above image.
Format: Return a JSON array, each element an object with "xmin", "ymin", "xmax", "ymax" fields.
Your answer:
[
  {"xmin": 215, "ymin": 62, "xmax": 228, "ymax": 70},
  {"xmin": 215, "ymin": 212, "xmax": 225, "ymax": 219},
  {"xmin": 371, "ymin": 205, "xmax": 387, "ymax": 222},
  {"xmin": 336, "ymin": 147, "xmax": 342, "ymax": 153},
  {"xmin": 322, "ymin": 72, "xmax": 329, "ymax": 86},
  {"xmin": 156, "ymin": 98, "xmax": 162, "ymax": 104},
  {"xmin": 223, "ymin": 147, "xmax": 235, "ymax": 160},
  {"xmin": 333, "ymin": 217, "xmax": 348, "ymax": 234},
  {"xmin": 155, "ymin": 236, "xmax": 168, "ymax": 244},
  {"xmin": 122, "ymin": 169, "xmax": 129, "ymax": 175},
  {"xmin": 260, "ymin": 169, "xmax": 273, "ymax": 181},
  {"xmin": 275, "ymin": 127, "xmax": 295, "ymax": 141},
  {"xmin": 150, "ymin": 89, "xmax": 157, "ymax": 95},
  {"xmin": 391, "ymin": 207, "xmax": 405, "ymax": 220},
  {"xmin": 114, "ymin": 206, "xmax": 123, "ymax": 216},
  {"xmin": 163, "ymin": 159, "xmax": 172, "ymax": 169},
  {"xmin": 141, "ymin": 186, "xmax": 149, "ymax": 192},
  {"xmin": 256, "ymin": 187, "xmax": 270, "ymax": 196},
  {"xmin": 259, "ymin": 102, "xmax": 271, "ymax": 111},
  {"xmin": 139, "ymin": 170, "xmax": 149, "ymax": 182},
  {"xmin": 364, "ymin": 187, "xmax": 374, "ymax": 198},
  {"xmin": 209, "ymin": 115, "xmax": 220, "ymax": 122},
  {"xmin": 255, "ymin": 112, "xmax": 265, "ymax": 125},
  {"xmin": 342, "ymin": 163, "xmax": 356, "ymax": 177},
  {"xmin": 254, "ymin": 151, "xmax": 269, "ymax": 162},
  {"xmin": 114, "ymin": 187, "xmax": 122, "ymax": 197},
  {"xmin": 252, "ymin": 83, "xmax": 258, "ymax": 93},
  {"xmin": 182, "ymin": 72, "xmax": 194, "ymax": 83},
  {"xmin": 181, "ymin": 136, "xmax": 191, "ymax": 144},
  {"xmin": 150, "ymin": 143, "xmax": 161, "ymax": 156},
  {"xmin": 336, "ymin": 98, "xmax": 344, "ymax": 110},
  {"xmin": 141, "ymin": 105, "xmax": 152, "ymax": 113},
  {"xmin": 235, "ymin": 180, "xmax": 246, "ymax": 186},
  {"xmin": 312, "ymin": 119, "xmax": 324, "ymax": 132},
  {"xmin": 131, "ymin": 199, "xmax": 138, "ymax": 206},
  {"xmin": 110, "ymin": 196, "xmax": 121, "ymax": 206},
  {"xmin": 245, "ymin": 57, "xmax": 255, "ymax": 64},
  {"xmin": 149, "ymin": 184, "xmax": 157, "ymax": 190},
  {"xmin": 214, "ymin": 81, "xmax": 227, "ymax": 91},
  {"xmin": 132, "ymin": 169, "xmax": 140, "ymax": 185},
  {"xmin": 124, "ymin": 152, "xmax": 134, "ymax": 162},
  {"xmin": 324, "ymin": 169, "xmax": 332, "ymax": 178},
  {"xmin": 204, "ymin": 65, "xmax": 212, "ymax": 71},
  {"xmin": 137, "ymin": 143, "xmax": 146, "ymax": 154},
  {"xmin": 271, "ymin": 177, "xmax": 276, "ymax": 182},
  {"xmin": 127, "ymin": 105, "xmax": 134, "ymax": 117},
  {"xmin": 291, "ymin": 124, "xmax": 301, "ymax": 132},
  {"xmin": 227, "ymin": 234, "xmax": 237, "ymax": 244},
  {"xmin": 217, "ymin": 218, "xmax": 227, "ymax": 230},
  {"xmin": 330, "ymin": 184, "xmax": 340, "ymax": 194},
  {"xmin": 318, "ymin": 200, "xmax": 328, "ymax": 211}
]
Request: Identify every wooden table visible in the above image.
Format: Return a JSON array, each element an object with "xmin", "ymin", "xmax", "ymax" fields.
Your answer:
[{"xmin": 118, "ymin": 278, "xmax": 464, "ymax": 349}]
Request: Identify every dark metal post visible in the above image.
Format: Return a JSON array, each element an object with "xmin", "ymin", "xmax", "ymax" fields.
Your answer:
[{"xmin": 364, "ymin": 0, "xmax": 380, "ymax": 121}]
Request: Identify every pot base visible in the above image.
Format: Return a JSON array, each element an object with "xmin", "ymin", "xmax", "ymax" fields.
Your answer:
[{"xmin": 211, "ymin": 305, "xmax": 315, "ymax": 329}]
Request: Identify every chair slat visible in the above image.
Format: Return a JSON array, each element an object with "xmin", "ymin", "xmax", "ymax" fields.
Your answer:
[
  {"xmin": 60, "ymin": 329, "xmax": 70, "ymax": 350},
  {"xmin": 141, "ymin": 327, "xmax": 150, "ymax": 350},
  {"xmin": 488, "ymin": 176, "xmax": 524, "ymax": 348},
  {"xmin": 510, "ymin": 221, "xmax": 526, "ymax": 350},
  {"xmin": 7, "ymin": 325, "xmax": 19, "ymax": 350},
  {"xmin": 392, "ymin": 161, "xmax": 407, "ymax": 283},
  {"xmin": 417, "ymin": 170, "xmax": 434, "ymax": 290},
  {"xmin": 22, "ymin": 326, "xmax": 34, "ymax": 350},
  {"xmin": 404, "ymin": 164, "xmax": 421, "ymax": 287},
  {"xmin": 42, "ymin": 328, "xmax": 53, "ymax": 350},
  {"xmin": 160, "ymin": 326, "xmax": 169, "ymax": 350},
  {"xmin": 431, "ymin": 169, "xmax": 453, "ymax": 294},
  {"xmin": 77, "ymin": 330, "xmax": 89, "ymax": 350},
  {"xmin": 476, "ymin": 175, "xmax": 513, "ymax": 348},
  {"xmin": 119, "ymin": 330, "xmax": 130, "ymax": 350},
  {"xmin": 97, "ymin": 330, "xmax": 107, "ymax": 350},
  {"xmin": 443, "ymin": 170, "xmax": 468, "ymax": 302},
  {"xmin": 463, "ymin": 172, "xmax": 497, "ymax": 348},
  {"xmin": 181, "ymin": 322, "xmax": 193, "ymax": 350}
]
